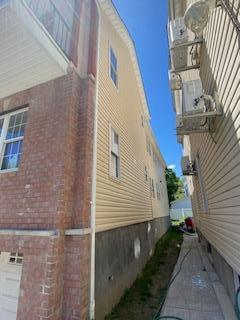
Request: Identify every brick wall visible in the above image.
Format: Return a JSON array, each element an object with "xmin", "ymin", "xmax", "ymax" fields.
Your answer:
[
  {"xmin": 0, "ymin": 0, "xmax": 99, "ymax": 318},
  {"xmin": 0, "ymin": 72, "xmax": 96, "ymax": 231},
  {"xmin": 0, "ymin": 233, "xmax": 64, "ymax": 320},
  {"xmin": 62, "ymin": 235, "xmax": 91, "ymax": 320},
  {"xmin": 0, "ymin": 71, "xmax": 96, "ymax": 319}
]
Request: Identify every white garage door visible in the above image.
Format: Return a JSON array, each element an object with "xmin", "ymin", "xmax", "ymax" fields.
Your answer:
[{"xmin": 0, "ymin": 252, "xmax": 23, "ymax": 320}]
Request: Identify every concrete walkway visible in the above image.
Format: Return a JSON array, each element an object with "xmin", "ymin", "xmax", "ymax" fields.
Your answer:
[{"xmin": 161, "ymin": 235, "xmax": 237, "ymax": 320}]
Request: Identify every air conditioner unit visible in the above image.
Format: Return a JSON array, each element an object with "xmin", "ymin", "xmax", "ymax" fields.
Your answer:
[
  {"xmin": 168, "ymin": 17, "xmax": 188, "ymax": 47},
  {"xmin": 182, "ymin": 79, "xmax": 205, "ymax": 113},
  {"xmin": 168, "ymin": 18, "xmax": 189, "ymax": 70},
  {"xmin": 169, "ymin": 71, "xmax": 182, "ymax": 90},
  {"xmin": 181, "ymin": 156, "xmax": 197, "ymax": 176}
]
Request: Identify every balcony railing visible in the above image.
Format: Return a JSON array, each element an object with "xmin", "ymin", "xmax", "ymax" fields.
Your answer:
[{"xmin": 24, "ymin": 0, "xmax": 78, "ymax": 62}]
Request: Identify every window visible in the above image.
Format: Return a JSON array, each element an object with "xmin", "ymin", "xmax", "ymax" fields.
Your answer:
[
  {"xmin": 156, "ymin": 183, "xmax": 161, "ymax": 200},
  {"xmin": 110, "ymin": 47, "xmax": 118, "ymax": 87},
  {"xmin": 0, "ymin": 109, "xmax": 28, "ymax": 172},
  {"xmin": 149, "ymin": 142, "xmax": 152, "ymax": 156},
  {"xmin": 146, "ymin": 137, "xmax": 152, "ymax": 156},
  {"xmin": 25, "ymin": 0, "xmax": 76, "ymax": 58},
  {"xmin": 110, "ymin": 128, "xmax": 120, "ymax": 179},
  {"xmin": 150, "ymin": 178, "xmax": 155, "ymax": 198},
  {"xmin": 144, "ymin": 166, "xmax": 148, "ymax": 181},
  {"xmin": 9, "ymin": 252, "xmax": 23, "ymax": 265}
]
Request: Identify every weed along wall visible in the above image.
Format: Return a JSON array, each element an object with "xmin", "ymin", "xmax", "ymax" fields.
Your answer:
[{"xmin": 95, "ymin": 217, "xmax": 170, "ymax": 320}]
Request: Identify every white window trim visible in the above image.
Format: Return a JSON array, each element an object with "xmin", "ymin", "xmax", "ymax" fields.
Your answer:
[
  {"xmin": 109, "ymin": 45, "xmax": 118, "ymax": 88},
  {"xmin": 109, "ymin": 125, "xmax": 121, "ymax": 181},
  {"xmin": 8, "ymin": 252, "xmax": 23, "ymax": 266},
  {"xmin": 0, "ymin": 107, "xmax": 28, "ymax": 173}
]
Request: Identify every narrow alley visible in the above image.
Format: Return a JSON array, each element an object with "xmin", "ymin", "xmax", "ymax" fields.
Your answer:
[{"xmin": 161, "ymin": 235, "xmax": 237, "ymax": 320}]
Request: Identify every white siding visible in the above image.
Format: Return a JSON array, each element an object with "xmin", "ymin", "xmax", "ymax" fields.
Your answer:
[{"xmin": 0, "ymin": 5, "xmax": 68, "ymax": 99}]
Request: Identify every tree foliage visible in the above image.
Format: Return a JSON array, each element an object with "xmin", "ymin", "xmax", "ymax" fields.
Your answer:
[{"xmin": 165, "ymin": 168, "xmax": 185, "ymax": 203}]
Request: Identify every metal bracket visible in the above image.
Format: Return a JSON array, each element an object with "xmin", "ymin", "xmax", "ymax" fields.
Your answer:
[{"xmin": 170, "ymin": 38, "xmax": 203, "ymax": 50}]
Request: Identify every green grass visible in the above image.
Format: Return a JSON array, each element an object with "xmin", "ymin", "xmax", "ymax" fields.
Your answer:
[{"xmin": 105, "ymin": 227, "xmax": 183, "ymax": 320}]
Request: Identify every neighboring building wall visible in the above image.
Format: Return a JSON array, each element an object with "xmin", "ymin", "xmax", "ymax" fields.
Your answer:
[
  {"xmin": 198, "ymin": 229, "xmax": 237, "ymax": 305},
  {"xmin": 168, "ymin": 0, "xmax": 240, "ymax": 305},
  {"xmin": 146, "ymin": 125, "xmax": 170, "ymax": 220},
  {"xmin": 0, "ymin": 0, "xmax": 99, "ymax": 317},
  {"xmin": 95, "ymin": 6, "xmax": 169, "ymax": 232},
  {"xmin": 94, "ymin": 4, "xmax": 170, "ymax": 319},
  {"xmin": 186, "ymin": 3, "xmax": 240, "ymax": 276}
]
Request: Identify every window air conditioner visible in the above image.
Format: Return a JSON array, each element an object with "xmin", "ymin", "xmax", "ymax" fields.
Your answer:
[
  {"xmin": 182, "ymin": 79, "xmax": 205, "ymax": 113},
  {"xmin": 168, "ymin": 17, "xmax": 189, "ymax": 70},
  {"xmin": 181, "ymin": 156, "xmax": 196, "ymax": 176},
  {"xmin": 176, "ymin": 79, "xmax": 222, "ymax": 135},
  {"xmin": 168, "ymin": 17, "xmax": 188, "ymax": 47},
  {"xmin": 169, "ymin": 71, "xmax": 182, "ymax": 91}
]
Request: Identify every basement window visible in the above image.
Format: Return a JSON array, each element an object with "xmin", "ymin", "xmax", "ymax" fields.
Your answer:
[
  {"xmin": 0, "ymin": 108, "xmax": 28, "ymax": 172},
  {"xmin": 9, "ymin": 252, "xmax": 23, "ymax": 265},
  {"xmin": 110, "ymin": 127, "xmax": 120, "ymax": 179},
  {"xmin": 110, "ymin": 47, "xmax": 118, "ymax": 87}
]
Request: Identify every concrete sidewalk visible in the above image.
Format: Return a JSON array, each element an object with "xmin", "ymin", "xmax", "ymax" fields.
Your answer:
[{"xmin": 161, "ymin": 235, "xmax": 237, "ymax": 320}]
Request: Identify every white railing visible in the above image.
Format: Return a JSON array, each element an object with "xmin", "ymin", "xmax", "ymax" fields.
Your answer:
[{"xmin": 170, "ymin": 208, "xmax": 193, "ymax": 220}]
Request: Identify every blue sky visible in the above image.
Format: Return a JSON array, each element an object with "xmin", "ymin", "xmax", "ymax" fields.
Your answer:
[{"xmin": 112, "ymin": 0, "xmax": 182, "ymax": 176}]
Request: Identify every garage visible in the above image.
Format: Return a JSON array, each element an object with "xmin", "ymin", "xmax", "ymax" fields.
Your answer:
[{"xmin": 0, "ymin": 252, "xmax": 23, "ymax": 320}]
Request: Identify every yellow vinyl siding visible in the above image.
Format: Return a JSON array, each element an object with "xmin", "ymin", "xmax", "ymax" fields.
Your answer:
[
  {"xmin": 96, "ymin": 9, "xmax": 168, "ymax": 232},
  {"xmin": 146, "ymin": 125, "xmax": 169, "ymax": 219},
  {"xmin": 187, "ymin": 5, "xmax": 240, "ymax": 274}
]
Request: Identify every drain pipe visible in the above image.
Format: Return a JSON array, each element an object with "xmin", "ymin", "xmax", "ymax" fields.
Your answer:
[{"xmin": 89, "ymin": 1, "xmax": 101, "ymax": 319}]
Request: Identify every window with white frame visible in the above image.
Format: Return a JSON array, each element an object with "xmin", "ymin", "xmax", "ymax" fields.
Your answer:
[
  {"xmin": 110, "ymin": 127, "xmax": 120, "ymax": 179},
  {"xmin": 150, "ymin": 178, "xmax": 155, "ymax": 198},
  {"xmin": 110, "ymin": 47, "xmax": 118, "ymax": 87},
  {"xmin": 0, "ymin": 109, "xmax": 28, "ymax": 171},
  {"xmin": 146, "ymin": 137, "xmax": 152, "ymax": 156},
  {"xmin": 9, "ymin": 252, "xmax": 23, "ymax": 265},
  {"xmin": 156, "ymin": 183, "xmax": 161, "ymax": 200}
]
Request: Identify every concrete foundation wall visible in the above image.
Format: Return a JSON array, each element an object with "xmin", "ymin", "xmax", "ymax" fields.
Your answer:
[
  {"xmin": 198, "ymin": 229, "xmax": 237, "ymax": 305},
  {"xmin": 95, "ymin": 216, "xmax": 170, "ymax": 320}
]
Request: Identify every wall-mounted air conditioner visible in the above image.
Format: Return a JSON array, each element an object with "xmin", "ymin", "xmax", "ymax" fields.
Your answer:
[
  {"xmin": 182, "ymin": 79, "xmax": 205, "ymax": 113},
  {"xmin": 169, "ymin": 71, "xmax": 182, "ymax": 90},
  {"xmin": 168, "ymin": 18, "xmax": 188, "ymax": 71},
  {"xmin": 168, "ymin": 17, "xmax": 188, "ymax": 47},
  {"xmin": 176, "ymin": 79, "xmax": 222, "ymax": 135},
  {"xmin": 181, "ymin": 156, "xmax": 197, "ymax": 176}
]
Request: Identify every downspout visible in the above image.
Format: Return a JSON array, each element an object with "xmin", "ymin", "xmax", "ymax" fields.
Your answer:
[{"xmin": 90, "ymin": 1, "xmax": 101, "ymax": 319}]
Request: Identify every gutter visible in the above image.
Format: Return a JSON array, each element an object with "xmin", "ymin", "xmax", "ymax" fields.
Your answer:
[{"xmin": 90, "ymin": 1, "xmax": 101, "ymax": 319}]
